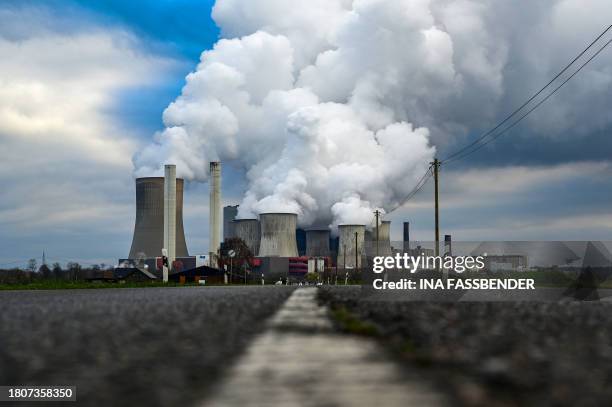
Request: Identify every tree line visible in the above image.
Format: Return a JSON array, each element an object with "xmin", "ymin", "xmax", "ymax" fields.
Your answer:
[{"xmin": 0, "ymin": 259, "xmax": 114, "ymax": 284}]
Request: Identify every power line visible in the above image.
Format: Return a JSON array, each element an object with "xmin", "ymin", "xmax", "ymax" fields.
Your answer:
[
  {"xmin": 442, "ymin": 24, "xmax": 612, "ymax": 165},
  {"xmin": 444, "ymin": 36, "xmax": 612, "ymax": 165},
  {"xmin": 388, "ymin": 164, "xmax": 434, "ymax": 212},
  {"xmin": 389, "ymin": 24, "xmax": 612, "ymax": 213},
  {"xmin": 403, "ymin": 166, "xmax": 433, "ymax": 201}
]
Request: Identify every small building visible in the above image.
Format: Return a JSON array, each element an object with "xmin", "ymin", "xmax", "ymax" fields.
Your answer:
[
  {"xmin": 484, "ymin": 255, "xmax": 528, "ymax": 272},
  {"xmin": 117, "ymin": 256, "xmax": 197, "ymax": 278},
  {"xmin": 113, "ymin": 267, "xmax": 158, "ymax": 282},
  {"xmin": 169, "ymin": 265, "xmax": 225, "ymax": 284},
  {"xmin": 255, "ymin": 257, "xmax": 290, "ymax": 283}
]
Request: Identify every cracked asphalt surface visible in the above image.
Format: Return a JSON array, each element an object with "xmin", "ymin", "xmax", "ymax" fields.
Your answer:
[
  {"xmin": 0, "ymin": 286, "xmax": 294, "ymax": 407},
  {"xmin": 319, "ymin": 286, "xmax": 612, "ymax": 406}
]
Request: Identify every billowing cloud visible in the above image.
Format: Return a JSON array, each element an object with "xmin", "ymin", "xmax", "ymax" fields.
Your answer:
[{"xmin": 135, "ymin": 0, "xmax": 612, "ymax": 230}]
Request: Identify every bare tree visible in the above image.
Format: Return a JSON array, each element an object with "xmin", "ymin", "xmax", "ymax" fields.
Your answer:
[
  {"xmin": 27, "ymin": 258, "xmax": 37, "ymax": 273},
  {"xmin": 67, "ymin": 262, "xmax": 82, "ymax": 281}
]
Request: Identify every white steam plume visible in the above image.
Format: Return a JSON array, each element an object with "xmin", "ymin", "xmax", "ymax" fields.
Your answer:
[{"xmin": 133, "ymin": 0, "xmax": 612, "ymax": 228}]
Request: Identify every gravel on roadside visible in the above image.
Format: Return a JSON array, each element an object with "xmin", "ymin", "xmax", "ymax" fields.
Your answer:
[
  {"xmin": 319, "ymin": 285, "xmax": 612, "ymax": 406},
  {"xmin": 0, "ymin": 286, "xmax": 294, "ymax": 407}
]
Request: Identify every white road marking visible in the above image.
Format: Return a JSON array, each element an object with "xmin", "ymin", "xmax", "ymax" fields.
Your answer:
[{"xmin": 202, "ymin": 287, "xmax": 448, "ymax": 406}]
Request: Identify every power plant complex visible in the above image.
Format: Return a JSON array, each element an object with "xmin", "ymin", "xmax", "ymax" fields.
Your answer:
[{"xmin": 121, "ymin": 161, "xmax": 417, "ymax": 283}]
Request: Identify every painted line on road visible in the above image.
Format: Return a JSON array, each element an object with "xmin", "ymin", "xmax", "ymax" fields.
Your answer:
[{"xmin": 201, "ymin": 287, "xmax": 448, "ymax": 406}]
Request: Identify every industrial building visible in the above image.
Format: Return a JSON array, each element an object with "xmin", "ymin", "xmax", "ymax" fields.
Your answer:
[
  {"xmin": 232, "ymin": 218, "xmax": 260, "ymax": 255},
  {"xmin": 305, "ymin": 229, "xmax": 330, "ymax": 257},
  {"xmin": 366, "ymin": 220, "xmax": 392, "ymax": 256},
  {"xmin": 122, "ymin": 169, "xmax": 198, "ymax": 279},
  {"xmin": 258, "ymin": 213, "xmax": 299, "ymax": 257},
  {"xmin": 209, "ymin": 161, "xmax": 222, "ymax": 267},
  {"xmin": 223, "ymin": 205, "xmax": 239, "ymax": 240},
  {"xmin": 337, "ymin": 224, "xmax": 366, "ymax": 269},
  {"xmin": 128, "ymin": 176, "xmax": 189, "ymax": 260},
  {"xmin": 122, "ymin": 160, "xmax": 423, "ymax": 283}
]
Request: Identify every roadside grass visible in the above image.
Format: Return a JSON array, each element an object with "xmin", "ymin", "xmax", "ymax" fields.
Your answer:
[
  {"xmin": 329, "ymin": 305, "xmax": 379, "ymax": 336},
  {"xmin": 328, "ymin": 301, "xmax": 440, "ymax": 370}
]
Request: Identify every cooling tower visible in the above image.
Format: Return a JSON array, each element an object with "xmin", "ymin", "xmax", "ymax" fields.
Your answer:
[
  {"xmin": 306, "ymin": 229, "xmax": 330, "ymax": 257},
  {"xmin": 164, "ymin": 165, "xmax": 176, "ymax": 279},
  {"xmin": 209, "ymin": 162, "xmax": 221, "ymax": 266},
  {"xmin": 129, "ymin": 177, "xmax": 188, "ymax": 259},
  {"xmin": 233, "ymin": 219, "xmax": 260, "ymax": 255},
  {"xmin": 258, "ymin": 213, "xmax": 298, "ymax": 257},
  {"xmin": 374, "ymin": 220, "xmax": 392, "ymax": 256},
  {"xmin": 337, "ymin": 224, "xmax": 366, "ymax": 269}
]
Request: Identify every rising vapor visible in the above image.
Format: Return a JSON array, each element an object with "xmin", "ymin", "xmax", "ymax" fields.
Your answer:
[{"xmin": 133, "ymin": 0, "xmax": 612, "ymax": 228}]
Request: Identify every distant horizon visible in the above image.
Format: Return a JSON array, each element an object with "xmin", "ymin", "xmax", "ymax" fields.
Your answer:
[{"xmin": 2, "ymin": 0, "xmax": 612, "ymax": 268}]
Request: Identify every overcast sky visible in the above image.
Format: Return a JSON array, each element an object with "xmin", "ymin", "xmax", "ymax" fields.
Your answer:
[{"xmin": 1, "ymin": 0, "xmax": 611, "ymax": 268}]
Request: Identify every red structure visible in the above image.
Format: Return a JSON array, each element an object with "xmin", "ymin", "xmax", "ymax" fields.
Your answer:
[{"xmin": 288, "ymin": 256, "xmax": 309, "ymax": 276}]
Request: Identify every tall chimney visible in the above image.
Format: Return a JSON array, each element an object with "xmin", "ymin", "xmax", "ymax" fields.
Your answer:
[
  {"xmin": 209, "ymin": 162, "xmax": 221, "ymax": 267},
  {"xmin": 164, "ymin": 164, "xmax": 177, "ymax": 280},
  {"xmin": 403, "ymin": 221, "xmax": 410, "ymax": 253},
  {"xmin": 444, "ymin": 234, "xmax": 452, "ymax": 256}
]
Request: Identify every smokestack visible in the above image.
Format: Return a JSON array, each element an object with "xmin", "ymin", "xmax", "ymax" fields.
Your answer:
[
  {"xmin": 306, "ymin": 229, "xmax": 330, "ymax": 257},
  {"xmin": 209, "ymin": 162, "xmax": 221, "ymax": 267},
  {"xmin": 403, "ymin": 221, "xmax": 410, "ymax": 253},
  {"xmin": 129, "ymin": 177, "xmax": 188, "ymax": 260},
  {"xmin": 258, "ymin": 213, "xmax": 298, "ymax": 257},
  {"xmin": 444, "ymin": 234, "xmax": 452, "ymax": 256},
  {"xmin": 164, "ymin": 165, "xmax": 176, "ymax": 279},
  {"xmin": 233, "ymin": 219, "xmax": 260, "ymax": 255},
  {"xmin": 337, "ymin": 224, "xmax": 366, "ymax": 269}
]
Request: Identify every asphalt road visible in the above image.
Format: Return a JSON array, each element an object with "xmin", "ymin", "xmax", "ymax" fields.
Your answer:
[
  {"xmin": 0, "ymin": 286, "xmax": 294, "ymax": 407},
  {"xmin": 203, "ymin": 287, "xmax": 449, "ymax": 407},
  {"xmin": 319, "ymin": 286, "xmax": 612, "ymax": 406},
  {"xmin": 5, "ymin": 285, "xmax": 611, "ymax": 406}
]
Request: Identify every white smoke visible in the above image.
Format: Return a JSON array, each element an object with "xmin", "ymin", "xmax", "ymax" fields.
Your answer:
[{"xmin": 133, "ymin": 0, "xmax": 612, "ymax": 228}]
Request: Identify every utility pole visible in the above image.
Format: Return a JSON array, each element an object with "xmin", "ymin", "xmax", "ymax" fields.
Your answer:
[
  {"xmin": 162, "ymin": 248, "xmax": 169, "ymax": 283},
  {"xmin": 374, "ymin": 210, "xmax": 380, "ymax": 257},
  {"xmin": 432, "ymin": 158, "xmax": 440, "ymax": 257},
  {"xmin": 354, "ymin": 231, "xmax": 359, "ymax": 274},
  {"xmin": 335, "ymin": 263, "xmax": 338, "ymax": 285}
]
